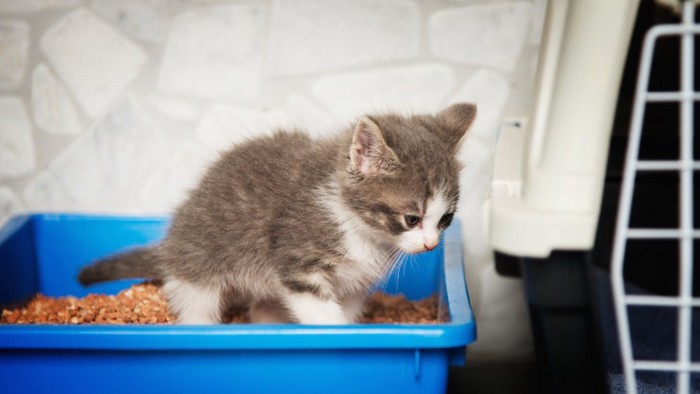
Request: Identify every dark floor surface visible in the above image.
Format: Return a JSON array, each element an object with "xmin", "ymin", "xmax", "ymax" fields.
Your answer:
[{"xmin": 447, "ymin": 362, "xmax": 542, "ymax": 394}]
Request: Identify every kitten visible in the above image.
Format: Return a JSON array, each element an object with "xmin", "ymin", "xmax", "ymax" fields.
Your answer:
[{"xmin": 78, "ymin": 103, "xmax": 476, "ymax": 325}]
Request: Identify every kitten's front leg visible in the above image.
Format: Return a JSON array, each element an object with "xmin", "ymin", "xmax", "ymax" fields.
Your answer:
[
  {"xmin": 342, "ymin": 293, "xmax": 367, "ymax": 323},
  {"xmin": 284, "ymin": 292, "xmax": 348, "ymax": 325}
]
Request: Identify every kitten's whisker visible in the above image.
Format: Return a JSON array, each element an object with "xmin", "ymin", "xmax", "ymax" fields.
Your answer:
[
  {"xmin": 377, "ymin": 246, "xmax": 398, "ymax": 270},
  {"xmin": 403, "ymin": 251, "xmax": 416, "ymax": 275},
  {"xmin": 388, "ymin": 253, "xmax": 404, "ymax": 284},
  {"xmin": 376, "ymin": 247, "xmax": 402, "ymax": 293},
  {"xmin": 379, "ymin": 247, "xmax": 402, "ymax": 280},
  {"xmin": 379, "ymin": 249, "xmax": 407, "ymax": 294},
  {"xmin": 407, "ymin": 253, "xmax": 417, "ymax": 276},
  {"xmin": 394, "ymin": 251, "xmax": 408, "ymax": 294}
]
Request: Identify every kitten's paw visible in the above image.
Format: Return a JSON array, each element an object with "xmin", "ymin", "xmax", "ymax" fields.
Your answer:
[
  {"xmin": 249, "ymin": 302, "xmax": 288, "ymax": 324},
  {"xmin": 342, "ymin": 294, "xmax": 367, "ymax": 323},
  {"xmin": 285, "ymin": 293, "xmax": 348, "ymax": 325},
  {"xmin": 176, "ymin": 315, "xmax": 219, "ymax": 325}
]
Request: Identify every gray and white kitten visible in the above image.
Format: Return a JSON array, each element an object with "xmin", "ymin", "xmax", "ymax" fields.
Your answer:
[{"xmin": 79, "ymin": 103, "xmax": 476, "ymax": 325}]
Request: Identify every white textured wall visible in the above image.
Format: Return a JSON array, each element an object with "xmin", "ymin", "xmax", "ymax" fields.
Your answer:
[{"xmin": 0, "ymin": 0, "xmax": 544, "ymax": 361}]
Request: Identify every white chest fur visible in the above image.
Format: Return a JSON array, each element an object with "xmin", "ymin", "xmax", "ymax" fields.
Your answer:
[
  {"xmin": 335, "ymin": 222, "xmax": 391, "ymax": 294},
  {"xmin": 317, "ymin": 185, "xmax": 395, "ymax": 297}
]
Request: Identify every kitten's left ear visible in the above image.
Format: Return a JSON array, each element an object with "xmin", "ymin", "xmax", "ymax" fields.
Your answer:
[
  {"xmin": 435, "ymin": 103, "xmax": 477, "ymax": 152},
  {"xmin": 349, "ymin": 117, "xmax": 400, "ymax": 177}
]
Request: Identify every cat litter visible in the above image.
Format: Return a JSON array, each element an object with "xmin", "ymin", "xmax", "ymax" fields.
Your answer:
[
  {"xmin": 1, "ymin": 283, "xmax": 439, "ymax": 325},
  {"xmin": 0, "ymin": 214, "xmax": 474, "ymax": 394}
]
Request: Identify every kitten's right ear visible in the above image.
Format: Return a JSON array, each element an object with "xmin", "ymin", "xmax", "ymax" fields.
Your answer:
[
  {"xmin": 435, "ymin": 103, "xmax": 477, "ymax": 152},
  {"xmin": 349, "ymin": 117, "xmax": 400, "ymax": 177}
]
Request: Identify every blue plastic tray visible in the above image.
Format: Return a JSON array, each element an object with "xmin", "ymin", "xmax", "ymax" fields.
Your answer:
[{"xmin": 0, "ymin": 214, "xmax": 475, "ymax": 394}]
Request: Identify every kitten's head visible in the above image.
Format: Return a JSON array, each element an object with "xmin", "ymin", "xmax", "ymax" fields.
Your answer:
[{"xmin": 340, "ymin": 103, "xmax": 476, "ymax": 254}]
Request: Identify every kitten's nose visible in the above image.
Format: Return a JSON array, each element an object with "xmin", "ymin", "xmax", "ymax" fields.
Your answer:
[{"xmin": 424, "ymin": 241, "xmax": 438, "ymax": 251}]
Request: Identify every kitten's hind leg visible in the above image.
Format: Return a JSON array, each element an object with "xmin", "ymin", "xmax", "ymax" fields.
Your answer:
[
  {"xmin": 162, "ymin": 278, "xmax": 223, "ymax": 324},
  {"xmin": 283, "ymin": 292, "xmax": 348, "ymax": 325},
  {"xmin": 249, "ymin": 301, "xmax": 288, "ymax": 324}
]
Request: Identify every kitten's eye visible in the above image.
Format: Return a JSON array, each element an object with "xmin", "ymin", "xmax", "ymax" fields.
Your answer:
[
  {"xmin": 439, "ymin": 213, "xmax": 454, "ymax": 227},
  {"xmin": 404, "ymin": 215, "xmax": 421, "ymax": 227}
]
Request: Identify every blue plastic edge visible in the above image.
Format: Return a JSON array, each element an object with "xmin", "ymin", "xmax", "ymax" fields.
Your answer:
[
  {"xmin": 0, "ymin": 215, "xmax": 38, "ymax": 305},
  {"xmin": 442, "ymin": 226, "xmax": 475, "ymax": 365},
  {"xmin": 0, "ymin": 214, "xmax": 32, "ymax": 246},
  {"xmin": 0, "ymin": 214, "xmax": 476, "ymax": 351}
]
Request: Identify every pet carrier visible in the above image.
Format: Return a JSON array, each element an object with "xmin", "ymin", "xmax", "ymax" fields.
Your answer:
[
  {"xmin": 486, "ymin": 0, "xmax": 699, "ymax": 393},
  {"xmin": 612, "ymin": 1, "xmax": 699, "ymax": 393}
]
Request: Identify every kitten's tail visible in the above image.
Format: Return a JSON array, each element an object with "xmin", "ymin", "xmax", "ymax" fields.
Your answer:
[{"xmin": 78, "ymin": 247, "xmax": 161, "ymax": 286}]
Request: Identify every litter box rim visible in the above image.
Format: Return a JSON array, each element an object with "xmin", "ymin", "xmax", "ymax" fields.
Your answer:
[{"xmin": 0, "ymin": 214, "xmax": 475, "ymax": 351}]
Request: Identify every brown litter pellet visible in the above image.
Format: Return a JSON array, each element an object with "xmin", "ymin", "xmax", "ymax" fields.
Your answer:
[
  {"xmin": 1, "ymin": 283, "xmax": 442, "ymax": 325},
  {"xmin": 1, "ymin": 283, "xmax": 175, "ymax": 325},
  {"xmin": 359, "ymin": 292, "xmax": 441, "ymax": 324}
]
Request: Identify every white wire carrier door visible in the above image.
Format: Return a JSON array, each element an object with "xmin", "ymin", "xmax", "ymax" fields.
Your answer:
[{"xmin": 612, "ymin": 2, "xmax": 699, "ymax": 393}]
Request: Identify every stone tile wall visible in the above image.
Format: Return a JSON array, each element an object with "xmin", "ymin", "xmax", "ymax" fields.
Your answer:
[{"xmin": 0, "ymin": 0, "xmax": 545, "ymax": 361}]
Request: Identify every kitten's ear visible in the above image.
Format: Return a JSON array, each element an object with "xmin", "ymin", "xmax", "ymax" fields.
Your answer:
[
  {"xmin": 349, "ymin": 117, "xmax": 400, "ymax": 177},
  {"xmin": 435, "ymin": 103, "xmax": 477, "ymax": 152}
]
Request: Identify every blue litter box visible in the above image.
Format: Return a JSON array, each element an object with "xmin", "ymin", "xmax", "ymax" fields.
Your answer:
[{"xmin": 0, "ymin": 214, "xmax": 475, "ymax": 394}]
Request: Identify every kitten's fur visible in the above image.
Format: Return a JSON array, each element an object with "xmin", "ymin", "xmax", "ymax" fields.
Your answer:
[{"xmin": 79, "ymin": 103, "xmax": 476, "ymax": 324}]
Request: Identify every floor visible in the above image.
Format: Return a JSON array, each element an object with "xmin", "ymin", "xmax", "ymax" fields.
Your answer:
[{"xmin": 447, "ymin": 362, "xmax": 541, "ymax": 394}]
